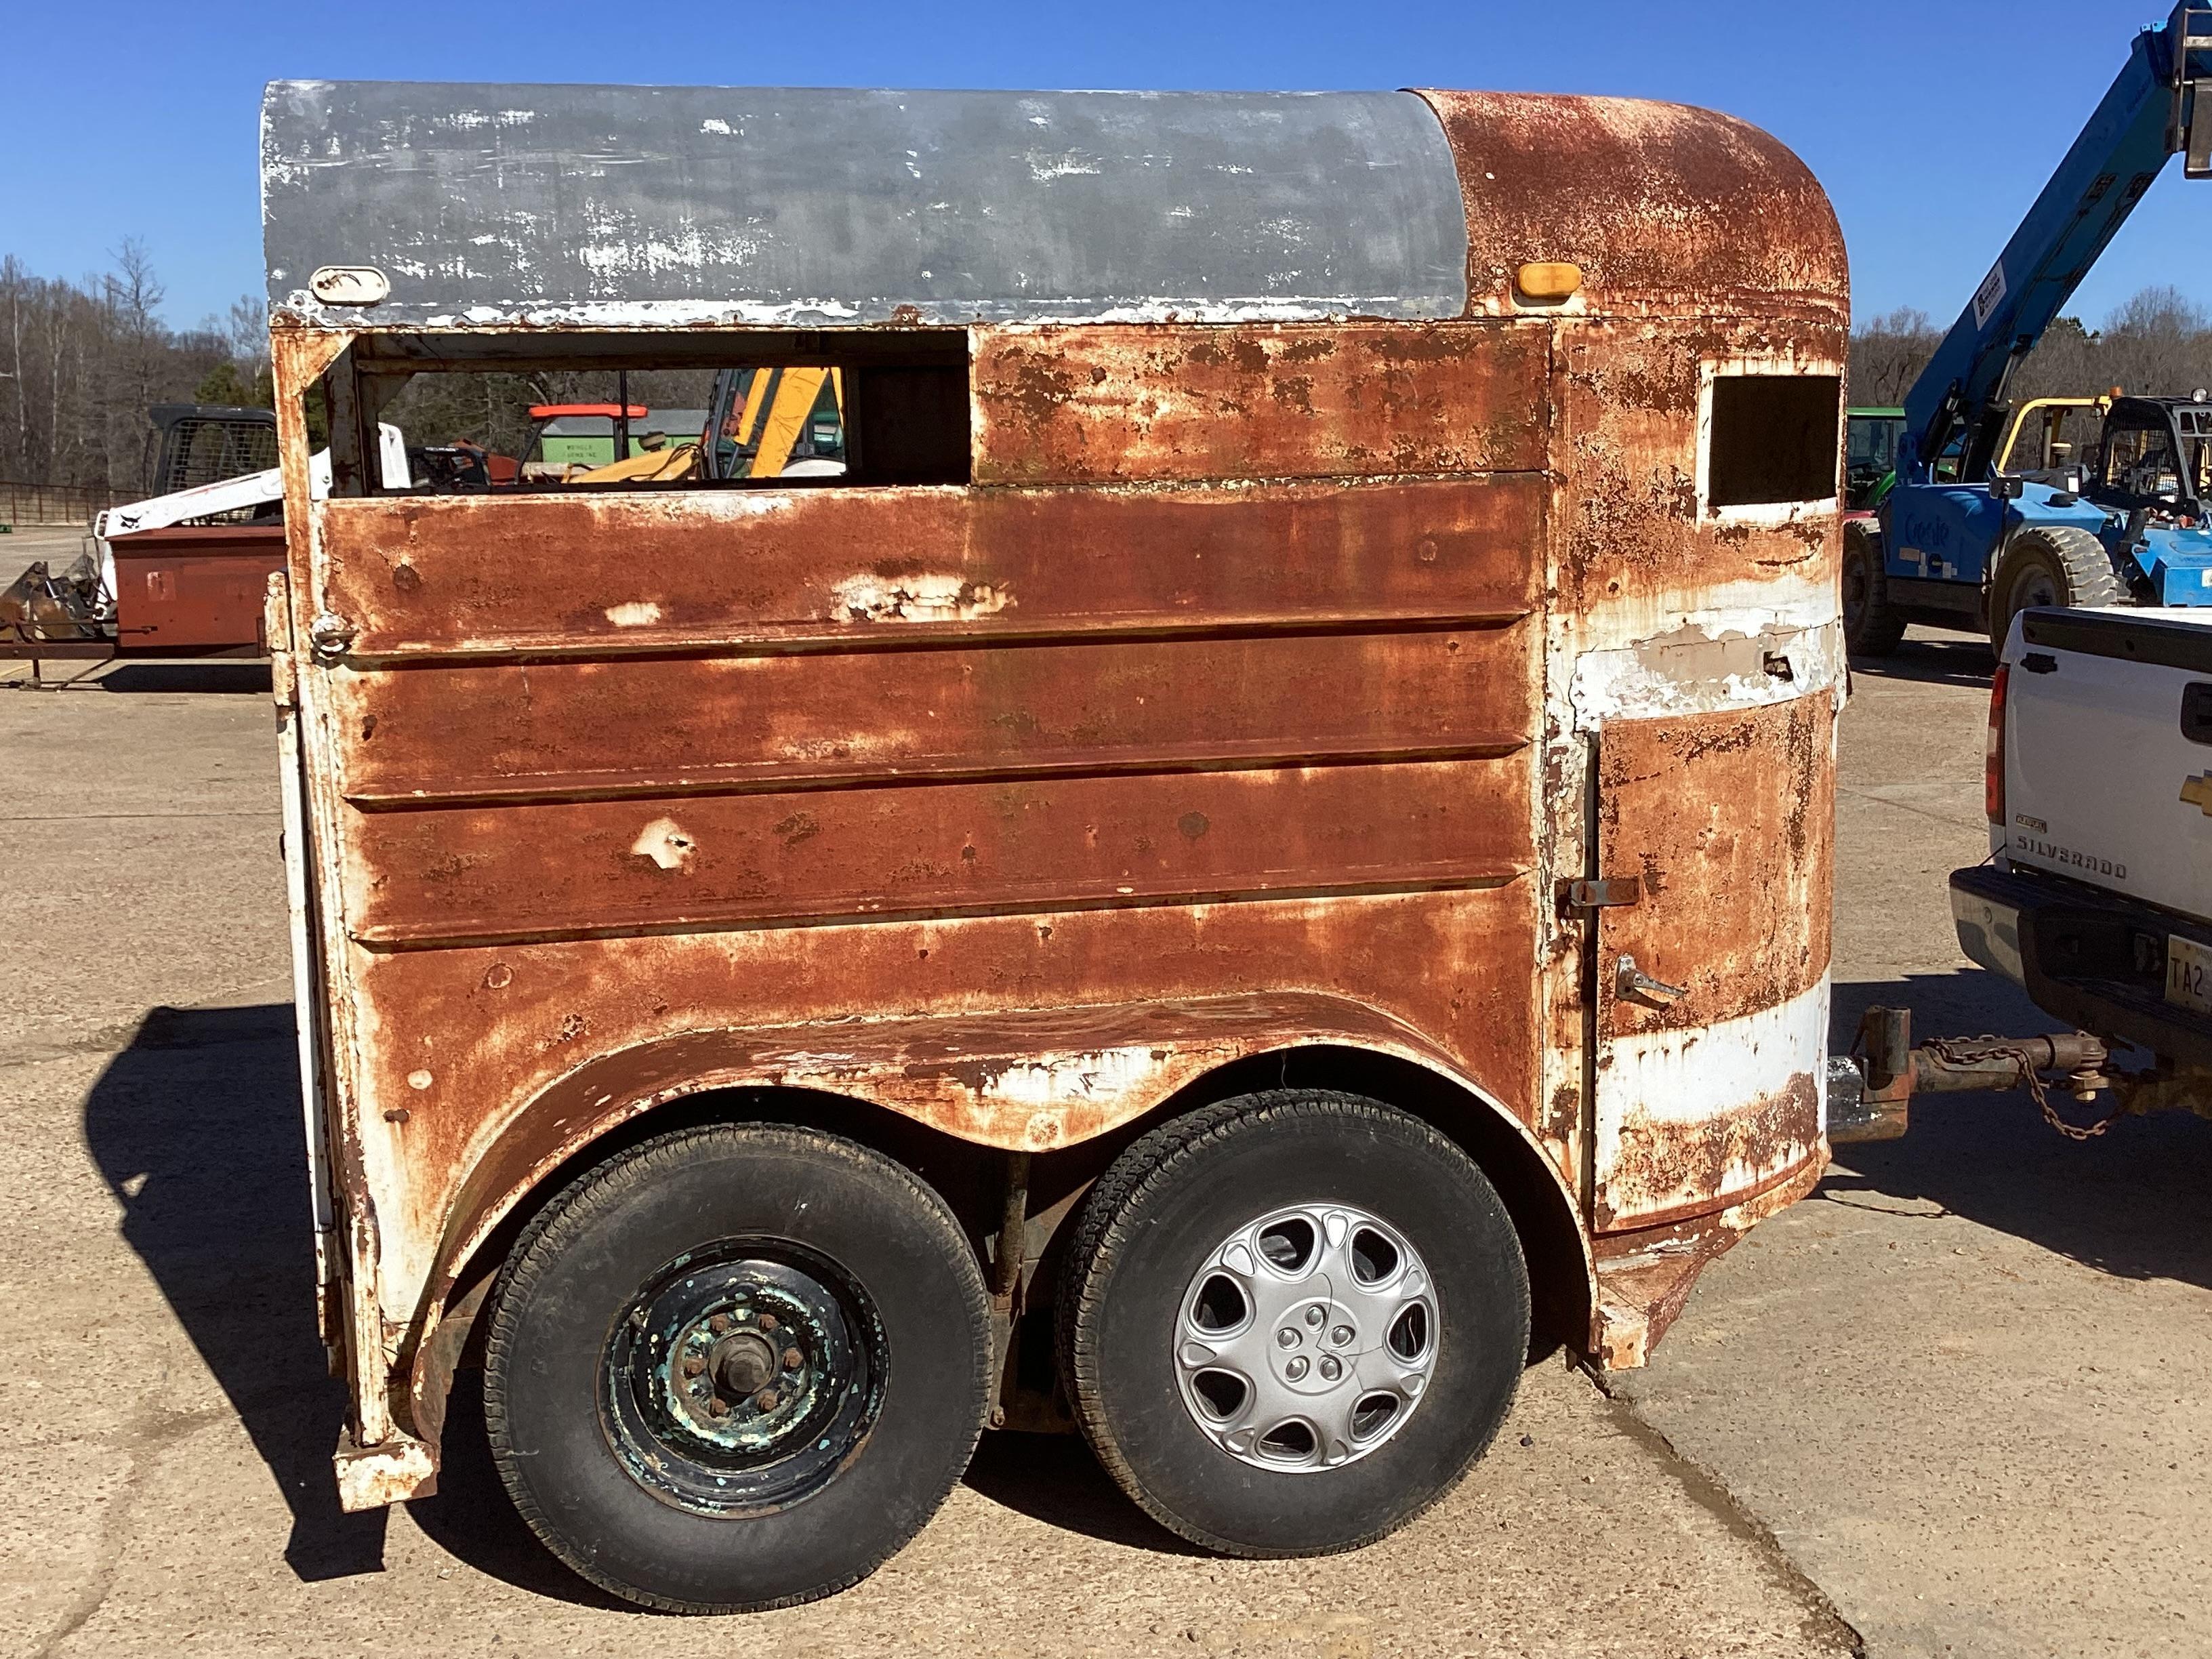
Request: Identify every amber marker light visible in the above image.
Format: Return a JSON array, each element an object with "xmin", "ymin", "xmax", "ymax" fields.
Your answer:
[{"xmin": 1515, "ymin": 261, "xmax": 1584, "ymax": 301}]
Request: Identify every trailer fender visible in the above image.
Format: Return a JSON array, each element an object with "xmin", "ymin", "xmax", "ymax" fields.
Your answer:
[{"xmin": 399, "ymin": 990, "xmax": 1590, "ymax": 1460}]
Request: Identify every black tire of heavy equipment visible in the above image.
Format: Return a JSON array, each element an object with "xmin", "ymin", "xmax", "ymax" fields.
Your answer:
[
  {"xmin": 1842, "ymin": 520, "xmax": 1905, "ymax": 657},
  {"xmin": 1057, "ymin": 1090, "xmax": 1530, "ymax": 1557},
  {"xmin": 483, "ymin": 1122, "xmax": 991, "ymax": 1614},
  {"xmin": 1988, "ymin": 525, "xmax": 2123, "ymax": 658}
]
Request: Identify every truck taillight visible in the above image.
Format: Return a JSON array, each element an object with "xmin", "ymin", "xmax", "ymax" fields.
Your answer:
[{"xmin": 1985, "ymin": 663, "xmax": 2009, "ymax": 824}]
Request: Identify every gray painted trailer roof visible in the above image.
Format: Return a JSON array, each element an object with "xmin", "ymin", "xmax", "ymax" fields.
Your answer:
[{"xmin": 260, "ymin": 83, "xmax": 1471, "ymax": 329}]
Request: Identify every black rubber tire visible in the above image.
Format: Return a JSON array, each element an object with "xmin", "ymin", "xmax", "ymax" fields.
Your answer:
[
  {"xmin": 1841, "ymin": 520, "xmax": 1904, "ymax": 657},
  {"xmin": 484, "ymin": 1123, "xmax": 991, "ymax": 1614},
  {"xmin": 1988, "ymin": 525, "xmax": 2123, "ymax": 657},
  {"xmin": 1057, "ymin": 1091, "xmax": 1529, "ymax": 1557}
]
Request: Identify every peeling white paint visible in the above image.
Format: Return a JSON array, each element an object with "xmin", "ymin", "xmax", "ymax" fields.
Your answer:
[
  {"xmin": 1605, "ymin": 977, "xmax": 1830, "ymax": 1131},
  {"xmin": 605, "ymin": 601, "xmax": 663, "ymax": 627},
  {"xmin": 1027, "ymin": 151, "xmax": 1104, "ymax": 182},
  {"xmin": 285, "ymin": 293, "xmax": 1433, "ymax": 331},
  {"xmin": 1572, "ymin": 617, "xmax": 1846, "ymax": 724},
  {"xmin": 973, "ymin": 1046, "xmax": 1173, "ymax": 1108},
  {"xmin": 407, "ymin": 1069, "xmax": 434, "ymax": 1091},
  {"xmin": 830, "ymin": 573, "xmax": 1013, "ymax": 624},
  {"xmin": 631, "ymin": 818, "xmax": 698, "ymax": 872}
]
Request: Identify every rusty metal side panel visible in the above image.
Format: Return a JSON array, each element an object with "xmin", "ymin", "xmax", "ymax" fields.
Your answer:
[
  {"xmin": 310, "ymin": 477, "xmax": 1542, "ymax": 658},
  {"xmin": 970, "ymin": 323, "xmax": 1548, "ymax": 485},
  {"xmin": 1599, "ymin": 697, "xmax": 1833, "ymax": 1038},
  {"xmin": 1590, "ymin": 695, "xmax": 1835, "ymax": 1231},
  {"xmin": 344, "ymin": 757, "xmax": 1531, "ymax": 945},
  {"xmin": 1551, "ymin": 320, "xmax": 1841, "ymax": 625},
  {"xmin": 298, "ymin": 472, "xmax": 1559, "ymax": 1355},
  {"xmin": 1412, "ymin": 91, "xmax": 1849, "ymax": 321},
  {"xmin": 330, "ymin": 626, "xmax": 1530, "ymax": 804},
  {"xmin": 350, "ymin": 886, "xmax": 1548, "ymax": 1303}
]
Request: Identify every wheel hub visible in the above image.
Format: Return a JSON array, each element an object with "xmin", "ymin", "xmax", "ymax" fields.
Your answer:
[
  {"xmin": 710, "ymin": 1329, "xmax": 779, "ymax": 1399},
  {"xmin": 1174, "ymin": 1203, "xmax": 1437, "ymax": 1472},
  {"xmin": 603, "ymin": 1241, "xmax": 884, "ymax": 1515}
]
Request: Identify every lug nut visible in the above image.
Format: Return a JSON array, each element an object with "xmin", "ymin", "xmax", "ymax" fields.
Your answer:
[
  {"xmin": 682, "ymin": 1356, "xmax": 705, "ymax": 1378},
  {"xmin": 1287, "ymin": 1356, "xmax": 1309, "ymax": 1380},
  {"xmin": 1276, "ymin": 1328, "xmax": 1300, "ymax": 1349},
  {"xmin": 708, "ymin": 1397, "xmax": 729, "ymax": 1417},
  {"xmin": 783, "ymin": 1347, "xmax": 803, "ymax": 1370},
  {"xmin": 1305, "ymin": 1306, "xmax": 1325, "ymax": 1328},
  {"xmin": 1330, "ymin": 1326, "xmax": 1354, "ymax": 1347},
  {"xmin": 709, "ymin": 1313, "xmax": 730, "ymax": 1334},
  {"xmin": 1319, "ymin": 1356, "xmax": 1341, "ymax": 1381},
  {"xmin": 756, "ymin": 1389, "xmax": 779, "ymax": 1412},
  {"xmin": 758, "ymin": 1313, "xmax": 779, "ymax": 1332}
]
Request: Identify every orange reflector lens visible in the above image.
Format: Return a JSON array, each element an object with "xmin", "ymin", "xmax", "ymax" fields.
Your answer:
[{"xmin": 1516, "ymin": 261, "xmax": 1584, "ymax": 301}]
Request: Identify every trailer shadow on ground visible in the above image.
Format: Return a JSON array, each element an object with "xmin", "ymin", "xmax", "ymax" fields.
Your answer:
[
  {"xmin": 1846, "ymin": 636, "xmax": 1995, "ymax": 689},
  {"xmin": 77, "ymin": 1001, "xmax": 1190, "ymax": 1607},
  {"xmin": 77, "ymin": 1003, "xmax": 390, "ymax": 1584},
  {"xmin": 1827, "ymin": 971, "xmax": 2212, "ymax": 1292},
  {"xmin": 94, "ymin": 661, "xmax": 273, "ymax": 695}
]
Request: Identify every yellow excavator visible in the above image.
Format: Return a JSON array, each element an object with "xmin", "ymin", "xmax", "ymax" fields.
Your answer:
[{"xmin": 563, "ymin": 366, "xmax": 842, "ymax": 485}]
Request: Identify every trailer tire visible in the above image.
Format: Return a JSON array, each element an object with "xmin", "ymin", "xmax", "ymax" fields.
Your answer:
[
  {"xmin": 1842, "ymin": 521, "xmax": 1905, "ymax": 657},
  {"xmin": 1058, "ymin": 1091, "xmax": 1528, "ymax": 1557},
  {"xmin": 484, "ymin": 1122, "xmax": 991, "ymax": 1614},
  {"xmin": 1989, "ymin": 525, "xmax": 2123, "ymax": 657}
]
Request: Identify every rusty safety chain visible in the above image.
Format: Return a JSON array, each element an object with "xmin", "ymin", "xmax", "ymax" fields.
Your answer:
[{"xmin": 1919, "ymin": 1035, "xmax": 2129, "ymax": 1141}]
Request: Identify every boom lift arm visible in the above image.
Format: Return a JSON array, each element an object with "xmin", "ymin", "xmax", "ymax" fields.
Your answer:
[{"xmin": 1904, "ymin": 3, "xmax": 2212, "ymax": 485}]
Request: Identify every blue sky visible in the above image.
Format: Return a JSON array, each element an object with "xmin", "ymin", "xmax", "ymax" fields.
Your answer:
[{"xmin": 6, "ymin": 0, "xmax": 2208, "ymax": 335}]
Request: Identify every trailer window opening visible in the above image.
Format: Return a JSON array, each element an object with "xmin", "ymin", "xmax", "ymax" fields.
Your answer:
[
  {"xmin": 342, "ymin": 331, "xmax": 972, "ymax": 496},
  {"xmin": 1706, "ymin": 373, "xmax": 1841, "ymax": 510}
]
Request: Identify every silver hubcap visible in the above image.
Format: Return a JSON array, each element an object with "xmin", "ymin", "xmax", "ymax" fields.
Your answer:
[{"xmin": 1174, "ymin": 1203, "xmax": 1437, "ymax": 1471}]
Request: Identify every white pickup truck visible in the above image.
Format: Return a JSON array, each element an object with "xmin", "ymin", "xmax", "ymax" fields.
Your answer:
[
  {"xmin": 1829, "ymin": 606, "xmax": 2212, "ymax": 1143},
  {"xmin": 1950, "ymin": 607, "xmax": 2212, "ymax": 1100}
]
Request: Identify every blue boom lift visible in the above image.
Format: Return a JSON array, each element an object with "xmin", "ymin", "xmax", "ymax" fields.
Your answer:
[{"xmin": 1847, "ymin": 3, "xmax": 2212, "ymax": 656}]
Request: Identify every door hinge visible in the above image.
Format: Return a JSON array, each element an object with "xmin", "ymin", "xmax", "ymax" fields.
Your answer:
[{"xmin": 1559, "ymin": 876, "xmax": 1643, "ymax": 912}]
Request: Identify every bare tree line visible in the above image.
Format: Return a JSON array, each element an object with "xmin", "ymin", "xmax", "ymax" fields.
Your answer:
[
  {"xmin": 1848, "ymin": 285, "xmax": 2212, "ymax": 414},
  {"xmin": 0, "ymin": 245, "xmax": 268, "ymax": 495},
  {"xmin": 11, "ymin": 242, "xmax": 2212, "ymax": 498},
  {"xmin": 1, "ymin": 241, "xmax": 715, "ymax": 494}
]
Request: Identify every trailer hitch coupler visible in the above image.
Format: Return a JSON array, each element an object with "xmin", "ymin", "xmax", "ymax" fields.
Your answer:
[{"xmin": 1828, "ymin": 1006, "xmax": 1915, "ymax": 1143}]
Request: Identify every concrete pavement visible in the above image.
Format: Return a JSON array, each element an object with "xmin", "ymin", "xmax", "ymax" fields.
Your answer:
[{"xmin": 3, "ymin": 638, "xmax": 2205, "ymax": 1656}]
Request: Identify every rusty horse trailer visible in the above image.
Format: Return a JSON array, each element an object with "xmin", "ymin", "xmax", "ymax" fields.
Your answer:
[{"xmin": 258, "ymin": 80, "xmax": 1849, "ymax": 1611}]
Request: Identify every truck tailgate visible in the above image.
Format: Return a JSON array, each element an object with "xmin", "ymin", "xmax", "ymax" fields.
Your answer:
[{"xmin": 2005, "ymin": 608, "xmax": 2212, "ymax": 922}]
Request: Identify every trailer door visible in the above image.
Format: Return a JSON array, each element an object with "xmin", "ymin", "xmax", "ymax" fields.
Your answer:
[{"xmin": 1588, "ymin": 694, "xmax": 1835, "ymax": 1232}]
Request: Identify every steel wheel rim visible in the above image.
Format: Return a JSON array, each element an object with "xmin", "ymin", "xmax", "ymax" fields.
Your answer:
[
  {"xmin": 601, "ymin": 1237, "xmax": 886, "ymax": 1516},
  {"xmin": 1173, "ymin": 1202, "xmax": 1438, "ymax": 1472}
]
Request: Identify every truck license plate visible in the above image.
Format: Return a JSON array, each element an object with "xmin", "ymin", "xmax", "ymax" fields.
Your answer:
[{"xmin": 2165, "ymin": 935, "xmax": 2212, "ymax": 1015}]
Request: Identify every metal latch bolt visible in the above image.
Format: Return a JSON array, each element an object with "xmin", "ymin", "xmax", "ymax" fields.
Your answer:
[
  {"xmin": 1561, "ymin": 876, "xmax": 1642, "ymax": 911},
  {"xmin": 1614, "ymin": 954, "xmax": 1687, "ymax": 1005}
]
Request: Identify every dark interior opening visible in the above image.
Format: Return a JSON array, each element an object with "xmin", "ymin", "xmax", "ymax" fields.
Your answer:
[
  {"xmin": 1707, "ymin": 373, "xmax": 1841, "ymax": 509},
  {"xmin": 331, "ymin": 328, "xmax": 972, "ymax": 497}
]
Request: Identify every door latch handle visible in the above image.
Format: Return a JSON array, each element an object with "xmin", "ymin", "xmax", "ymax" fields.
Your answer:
[{"xmin": 1615, "ymin": 954, "xmax": 1688, "ymax": 1006}]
